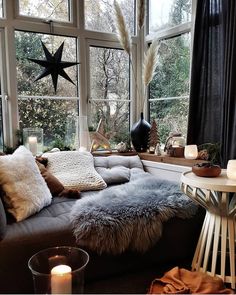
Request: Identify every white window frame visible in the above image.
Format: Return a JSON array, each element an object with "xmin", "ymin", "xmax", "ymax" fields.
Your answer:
[{"xmin": 0, "ymin": 28, "xmax": 9, "ymax": 147}]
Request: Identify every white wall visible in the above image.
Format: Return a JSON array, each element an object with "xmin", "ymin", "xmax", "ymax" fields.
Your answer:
[{"xmin": 142, "ymin": 160, "xmax": 191, "ymax": 182}]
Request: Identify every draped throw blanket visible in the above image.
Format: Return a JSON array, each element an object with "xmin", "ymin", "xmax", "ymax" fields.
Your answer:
[
  {"xmin": 70, "ymin": 173, "xmax": 198, "ymax": 255},
  {"xmin": 148, "ymin": 267, "xmax": 233, "ymax": 294}
]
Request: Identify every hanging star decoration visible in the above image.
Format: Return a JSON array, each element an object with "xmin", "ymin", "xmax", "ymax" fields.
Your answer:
[{"xmin": 28, "ymin": 41, "xmax": 79, "ymax": 93}]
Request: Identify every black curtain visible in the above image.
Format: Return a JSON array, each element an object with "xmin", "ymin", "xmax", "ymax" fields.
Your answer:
[{"xmin": 187, "ymin": 0, "xmax": 236, "ymax": 167}]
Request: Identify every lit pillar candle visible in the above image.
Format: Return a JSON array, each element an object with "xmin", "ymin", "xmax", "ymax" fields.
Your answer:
[
  {"xmin": 51, "ymin": 264, "xmax": 72, "ymax": 294},
  {"xmin": 28, "ymin": 136, "xmax": 37, "ymax": 156},
  {"xmin": 227, "ymin": 160, "xmax": 236, "ymax": 180},
  {"xmin": 184, "ymin": 144, "xmax": 198, "ymax": 159},
  {"xmin": 79, "ymin": 146, "xmax": 87, "ymax": 152}
]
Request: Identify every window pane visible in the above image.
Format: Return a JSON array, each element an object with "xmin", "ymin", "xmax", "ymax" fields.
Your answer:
[
  {"xmin": 150, "ymin": 33, "xmax": 191, "ymax": 98},
  {"xmin": 149, "ymin": 0, "xmax": 191, "ymax": 33},
  {"xmin": 18, "ymin": 97, "xmax": 78, "ymax": 149},
  {"xmin": 0, "ymin": 0, "xmax": 3, "ymax": 18},
  {"xmin": 89, "ymin": 46, "xmax": 130, "ymax": 147},
  {"xmin": 149, "ymin": 98, "xmax": 188, "ymax": 144},
  {"xmin": 149, "ymin": 33, "xmax": 191, "ymax": 144},
  {"xmin": 89, "ymin": 101, "xmax": 130, "ymax": 148},
  {"xmin": 16, "ymin": 31, "xmax": 79, "ymax": 149},
  {"xmin": 90, "ymin": 46, "xmax": 130, "ymax": 100},
  {"xmin": 15, "ymin": 31, "xmax": 78, "ymax": 97},
  {"xmin": 18, "ymin": 0, "xmax": 70, "ymax": 22},
  {"xmin": 85, "ymin": 0, "xmax": 135, "ymax": 35}
]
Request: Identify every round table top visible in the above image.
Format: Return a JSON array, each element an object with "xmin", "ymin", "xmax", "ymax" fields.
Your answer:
[{"xmin": 181, "ymin": 170, "xmax": 236, "ymax": 192}]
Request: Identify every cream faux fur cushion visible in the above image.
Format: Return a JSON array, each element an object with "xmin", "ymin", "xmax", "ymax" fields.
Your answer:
[
  {"xmin": 43, "ymin": 151, "xmax": 107, "ymax": 191},
  {"xmin": 0, "ymin": 146, "xmax": 52, "ymax": 222}
]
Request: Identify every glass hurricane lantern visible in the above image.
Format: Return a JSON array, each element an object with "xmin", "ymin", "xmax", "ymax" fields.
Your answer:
[{"xmin": 23, "ymin": 128, "xmax": 43, "ymax": 156}]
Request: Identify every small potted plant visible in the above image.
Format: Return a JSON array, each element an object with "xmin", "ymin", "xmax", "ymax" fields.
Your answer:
[{"xmin": 192, "ymin": 143, "xmax": 221, "ymax": 177}]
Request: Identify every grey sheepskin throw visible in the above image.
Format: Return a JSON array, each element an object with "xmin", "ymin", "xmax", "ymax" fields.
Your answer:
[{"xmin": 70, "ymin": 173, "xmax": 198, "ymax": 255}]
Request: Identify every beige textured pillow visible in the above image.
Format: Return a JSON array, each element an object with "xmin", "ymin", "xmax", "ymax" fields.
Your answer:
[
  {"xmin": 0, "ymin": 146, "xmax": 52, "ymax": 222},
  {"xmin": 43, "ymin": 151, "xmax": 107, "ymax": 191}
]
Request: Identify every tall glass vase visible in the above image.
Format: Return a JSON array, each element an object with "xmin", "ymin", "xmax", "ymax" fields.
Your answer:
[
  {"xmin": 130, "ymin": 112, "xmax": 151, "ymax": 152},
  {"xmin": 75, "ymin": 116, "xmax": 91, "ymax": 152}
]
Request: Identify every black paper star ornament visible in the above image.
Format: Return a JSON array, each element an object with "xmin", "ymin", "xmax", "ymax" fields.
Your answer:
[{"xmin": 28, "ymin": 41, "xmax": 79, "ymax": 93}]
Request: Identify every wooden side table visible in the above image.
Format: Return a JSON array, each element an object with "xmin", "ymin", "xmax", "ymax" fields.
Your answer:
[{"xmin": 181, "ymin": 170, "xmax": 236, "ymax": 288}]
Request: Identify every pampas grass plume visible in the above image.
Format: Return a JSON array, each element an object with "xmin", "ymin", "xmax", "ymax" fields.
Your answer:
[
  {"xmin": 143, "ymin": 40, "xmax": 159, "ymax": 86},
  {"xmin": 138, "ymin": 0, "xmax": 145, "ymax": 29},
  {"xmin": 114, "ymin": 0, "xmax": 131, "ymax": 55}
]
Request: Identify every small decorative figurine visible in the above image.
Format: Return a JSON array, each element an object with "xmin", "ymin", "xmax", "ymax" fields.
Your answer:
[{"xmin": 90, "ymin": 119, "xmax": 112, "ymax": 152}]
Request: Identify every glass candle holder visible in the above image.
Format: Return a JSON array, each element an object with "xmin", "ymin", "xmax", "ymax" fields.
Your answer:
[
  {"xmin": 184, "ymin": 144, "xmax": 198, "ymax": 159},
  {"xmin": 28, "ymin": 246, "xmax": 89, "ymax": 294},
  {"xmin": 172, "ymin": 136, "xmax": 185, "ymax": 148},
  {"xmin": 23, "ymin": 128, "xmax": 43, "ymax": 156},
  {"xmin": 227, "ymin": 160, "xmax": 236, "ymax": 180}
]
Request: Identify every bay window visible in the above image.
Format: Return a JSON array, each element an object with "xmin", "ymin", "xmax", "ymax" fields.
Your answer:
[{"xmin": 0, "ymin": 0, "xmax": 194, "ymax": 151}]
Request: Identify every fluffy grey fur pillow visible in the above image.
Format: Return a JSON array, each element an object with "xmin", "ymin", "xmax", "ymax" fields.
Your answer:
[{"xmin": 0, "ymin": 146, "xmax": 52, "ymax": 222}]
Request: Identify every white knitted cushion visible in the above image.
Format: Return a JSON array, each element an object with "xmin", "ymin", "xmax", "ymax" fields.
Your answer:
[
  {"xmin": 0, "ymin": 146, "xmax": 52, "ymax": 222},
  {"xmin": 43, "ymin": 151, "xmax": 107, "ymax": 191}
]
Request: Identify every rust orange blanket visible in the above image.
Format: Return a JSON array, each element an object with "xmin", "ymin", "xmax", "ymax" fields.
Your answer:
[{"xmin": 149, "ymin": 267, "xmax": 234, "ymax": 294}]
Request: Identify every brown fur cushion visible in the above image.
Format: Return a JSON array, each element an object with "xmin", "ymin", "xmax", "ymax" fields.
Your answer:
[{"xmin": 36, "ymin": 157, "xmax": 80, "ymax": 199}]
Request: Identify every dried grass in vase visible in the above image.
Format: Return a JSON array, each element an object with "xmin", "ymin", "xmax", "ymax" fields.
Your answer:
[{"xmin": 114, "ymin": 0, "xmax": 160, "ymax": 112}]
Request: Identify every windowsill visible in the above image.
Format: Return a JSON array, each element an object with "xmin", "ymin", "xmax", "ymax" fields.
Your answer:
[
  {"xmin": 92, "ymin": 150, "xmax": 138, "ymax": 157},
  {"xmin": 138, "ymin": 153, "xmax": 208, "ymax": 167}
]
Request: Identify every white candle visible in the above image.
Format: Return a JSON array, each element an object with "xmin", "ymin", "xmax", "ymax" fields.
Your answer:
[
  {"xmin": 227, "ymin": 160, "xmax": 236, "ymax": 180},
  {"xmin": 51, "ymin": 264, "xmax": 72, "ymax": 294},
  {"xmin": 79, "ymin": 146, "xmax": 87, "ymax": 152},
  {"xmin": 28, "ymin": 136, "xmax": 37, "ymax": 156},
  {"xmin": 184, "ymin": 145, "xmax": 198, "ymax": 159}
]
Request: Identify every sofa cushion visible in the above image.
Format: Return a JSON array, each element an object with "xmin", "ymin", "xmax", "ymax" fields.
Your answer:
[
  {"xmin": 43, "ymin": 151, "xmax": 107, "ymax": 191},
  {"xmin": 0, "ymin": 146, "xmax": 52, "ymax": 222},
  {"xmin": 94, "ymin": 155, "xmax": 144, "ymax": 184}
]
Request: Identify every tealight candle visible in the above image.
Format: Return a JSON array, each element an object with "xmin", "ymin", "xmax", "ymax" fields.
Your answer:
[
  {"xmin": 51, "ymin": 264, "xmax": 72, "ymax": 294},
  {"xmin": 227, "ymin": 160, "xmax": 236, "ymax": 180},
  {"xmin": 28, "ymin": 136, "xmax": 37, "ymax": 156},
  {"xmin": 184, "ymin": 145, "xmax": 198, "ymax": 160}
]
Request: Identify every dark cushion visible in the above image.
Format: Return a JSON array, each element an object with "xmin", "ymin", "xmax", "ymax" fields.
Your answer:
[
  {"xmin": 0, "ymin": 196, "xmax": 6, "ymax": 240},
  {"xmin": 94, "ymin": 155, "xmax": 144, "ymax": 184}
]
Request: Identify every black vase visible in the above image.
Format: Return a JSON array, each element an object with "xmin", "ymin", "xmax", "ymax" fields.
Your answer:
[{"xmin": 131, "ymin": 112, "xmax": 151, "ymax": 152}]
